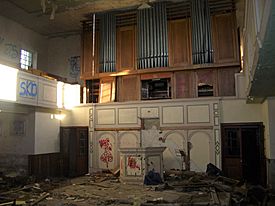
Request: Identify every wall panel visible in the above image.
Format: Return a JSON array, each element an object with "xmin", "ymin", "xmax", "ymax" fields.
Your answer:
[
  {"xmin": 116, "ymin": 26, "xmax": 136, "ymax": 71},
  {"xmin": 168, "ymin": 19, "xmax": 192, "ymax": 66},
  {"xmin": 212, "ymin": 13, "xmax": 239, "ymax": 63},
  {"xmin": 118, "ymin": 75, "xmax": 139, "ymax": 102}
]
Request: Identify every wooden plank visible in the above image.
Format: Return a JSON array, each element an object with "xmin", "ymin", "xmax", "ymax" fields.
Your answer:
[
  {"xmin": 28, "ymin": 153, "xmax": 63, "ymax": 178},
  {"xmin": 168, "ymin": 18, "xmax": 192, "ymax": 66}
]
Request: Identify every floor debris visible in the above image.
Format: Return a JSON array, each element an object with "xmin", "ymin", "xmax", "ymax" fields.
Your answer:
[{"xmin": 0, "ymin": 170, "xmax": 271, "ymax": 206}]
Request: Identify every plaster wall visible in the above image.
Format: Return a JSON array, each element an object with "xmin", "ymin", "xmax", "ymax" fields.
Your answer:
[
  {"xmin": 61, "ymin": 106, "xmax": 89, "ymax": 127},
  {"xmin": 221, "ymin": 99, "xmax": 263, "ymax": 123},
  {"xmin": 0, "ymin": 103, "xmax": 35, "ymax": 173},
  {"xmin": 47, "ymin": 35, "xmax": 81, "ymax": 84},
  {"xmin": 34, "ymin": 112, "xmax": 60, "ymax": 154},
  {"xmin": 0, "ymin": 15, "xmax": 48, "ymax": 70}
]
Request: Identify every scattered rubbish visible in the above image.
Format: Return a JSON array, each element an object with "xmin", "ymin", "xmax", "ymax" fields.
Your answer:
[
  {"xmin": 0, "ymin": 169, "xmax": 270, "ymax": 206},
  {"xmin": 206, "ymin": 163, "xmax": 223, "ymax": 177},
  {"xmin": 144, "ymin": 170, "xmax": 163, "ymax": 185}
]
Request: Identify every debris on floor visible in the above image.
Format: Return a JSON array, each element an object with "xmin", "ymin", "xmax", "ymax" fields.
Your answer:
[{"xmin": 0, "ymin": 169, "xmax": 270, "ymax": 206}]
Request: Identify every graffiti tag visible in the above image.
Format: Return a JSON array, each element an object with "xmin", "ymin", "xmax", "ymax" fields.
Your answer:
[
  {"xmin": 5, "ymin": 43, "xmax": 19, "ymax": 59},
  {"xmin": 68, "ymin": 56, "xmax": 80, "ymax": 78},
  {"xmin": 19, "ymin": 80, "xmax": 38, "ymax": 97},
  {"xmin": 127, "ymin": 156, "xmax": 140, "ymax": 170},
  {"xmin": 99, "ymin": 138, "xmax": 113, "ymax": 168}
]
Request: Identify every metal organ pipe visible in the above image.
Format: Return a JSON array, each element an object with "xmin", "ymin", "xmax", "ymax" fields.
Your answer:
[
  {"xmin": 99, "ymin": 13, "xmax": 116, "ymax": 73},
  {"xmin": 137, "ymin": 2, "xmax": 168, "ymax": 69},
  {"xmin": 191, "ymin": 0, "xmax": 213, "ymax": 64}
]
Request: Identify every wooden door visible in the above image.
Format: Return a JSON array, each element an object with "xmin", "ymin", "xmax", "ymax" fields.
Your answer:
[
  {"xmin": 76, "ymin": 127, "xmax": 89, "ymax": 176},
  {"xmin": 60, "ymin": 127, "xmax": 88, "ymax": 177},
  {"xmin": 221, "ymin": 126, "xmax": 242, "ymax": 179},
  {"xmin": 221, "ymin": 123, "xmax": 266, "ymax": 185}
]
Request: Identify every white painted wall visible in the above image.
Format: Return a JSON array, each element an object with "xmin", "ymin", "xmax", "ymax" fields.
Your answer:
[
  {"xmin": 0, "ymin": 111, "xmax": 35, "ymax": 154},
  {"xmin": 61, "ymin": 106, "xmax": 89, "ymax": 127},
  {"xmin": 0, "ymin": 15, "xmax": 48, "ymax": 70},
  {"xmin": 34, "ymin": 112, "xmax": 60, "ymax": 154},
  {"xmin": 0, "ymin": 15, "xmax": 81, "ymax": 85},
  {"xmin": 264, "ymin": 98, "xmax": 275, "ymax": 159},
  {"xmin": 47, "ymin": 35, "xmax": 81, "ymax": 84},
  {"xmin": 221, "ymin": 99, "xmax": 263, "ymax": 123}
]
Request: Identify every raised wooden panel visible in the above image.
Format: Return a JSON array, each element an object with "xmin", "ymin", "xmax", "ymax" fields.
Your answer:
[
  {"xmin": 218, "ymin": 67, "xmax": 239, "ymax": 96},
  {"xmin": 81, "ymin": 31, "xmax": 93, "ymax": 78},
  {"xmin": 168, "ymin": 19, "xmax": 192, "ymax": 66},
  {"xmin": 118, "ymin": 75, "xmax": 139, "ymax": 102},
  {"xmin": 212, "ymin": 13, "xmax": 239, "ymax": 63},
  {"xmin": 81, "ymin": 30, "xmax": 100, "ymax": 79},
  {"xmin": 116, "ymin": 26, "xmax": 136, "ymax": 71},
  {"xmin": 175, "ymin": 71, "xmax": 195, "ymax": 98},
  {"xmin": 99, "ymin": 77, "xmax": 116, "ymax": 103}
]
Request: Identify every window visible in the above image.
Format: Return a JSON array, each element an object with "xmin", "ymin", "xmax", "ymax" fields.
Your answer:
[{"xmin": 20, "ymin": 49, "xmax": 33, "ymax": 69}]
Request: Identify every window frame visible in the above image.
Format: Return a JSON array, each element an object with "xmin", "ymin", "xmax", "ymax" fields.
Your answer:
[{"xmin": 20, "ymin": 49, "xmax": 33, "ymax": 70}]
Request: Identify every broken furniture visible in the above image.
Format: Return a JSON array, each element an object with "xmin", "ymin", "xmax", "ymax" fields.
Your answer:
[{"xmin": 119, "ymin": 147, "xmax": 166, "ymax": 184}]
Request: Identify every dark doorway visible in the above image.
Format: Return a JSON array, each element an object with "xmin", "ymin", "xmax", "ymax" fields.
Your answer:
[
  {"xmin": 60, "ymin": 127, "xmax": 89, "ymax": 177},
  {"xmin": 221, "ymin": 123, "xmax": 266, "ymax": 186}
]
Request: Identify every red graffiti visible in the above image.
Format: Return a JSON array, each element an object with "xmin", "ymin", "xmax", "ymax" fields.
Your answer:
[
  {"xmin": 99, "ymin": 138, "xmax": 113, "ymax": 167},
  {"xmin": 127, "ymin": 156, "xmax": 140, "ymax": 170}
]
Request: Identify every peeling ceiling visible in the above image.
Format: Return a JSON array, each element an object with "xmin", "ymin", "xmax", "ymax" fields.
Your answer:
[
  {"xmin": 0, "ymin": 0, "xmax": 242, "ymax": 38},
  {"xmin": 0, "ymin": 0, "xmax": 149, "ymax": 37}
]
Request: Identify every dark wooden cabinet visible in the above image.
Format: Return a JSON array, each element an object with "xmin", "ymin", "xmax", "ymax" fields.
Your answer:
[
  {"xmin": 168, "ymin": 18, "xmax": 192, "ymax": 66},
  {"xmin": 60, "ymin": 127, "xmax": 88, "ymax": 177}
]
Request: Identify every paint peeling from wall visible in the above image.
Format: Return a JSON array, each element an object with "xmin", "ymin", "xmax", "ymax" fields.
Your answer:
[{"xmin": 99, "ymin": 138, "xmax": 113, "ymax": 168}]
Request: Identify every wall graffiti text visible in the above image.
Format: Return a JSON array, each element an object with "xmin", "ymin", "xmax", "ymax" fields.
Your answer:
[
  {"xmin": 99, "ymin": 138, "xmax": 113, "ymax": 168},
  {"xmin": 68, "ymin": 56, "xmax": 80, "ymax": 79},
  {"xmin": 19, "ymin": 80, "xmax": 38, "ymax": 97}
]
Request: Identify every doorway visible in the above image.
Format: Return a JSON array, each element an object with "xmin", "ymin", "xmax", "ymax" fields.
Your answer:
[
  {"xmin": 60, "ymin": 127, "xmax": 89, "ymax": 177},
  {"xmin": 221, "ymin": 123, "xmax": 266, "ymax": 185}
]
